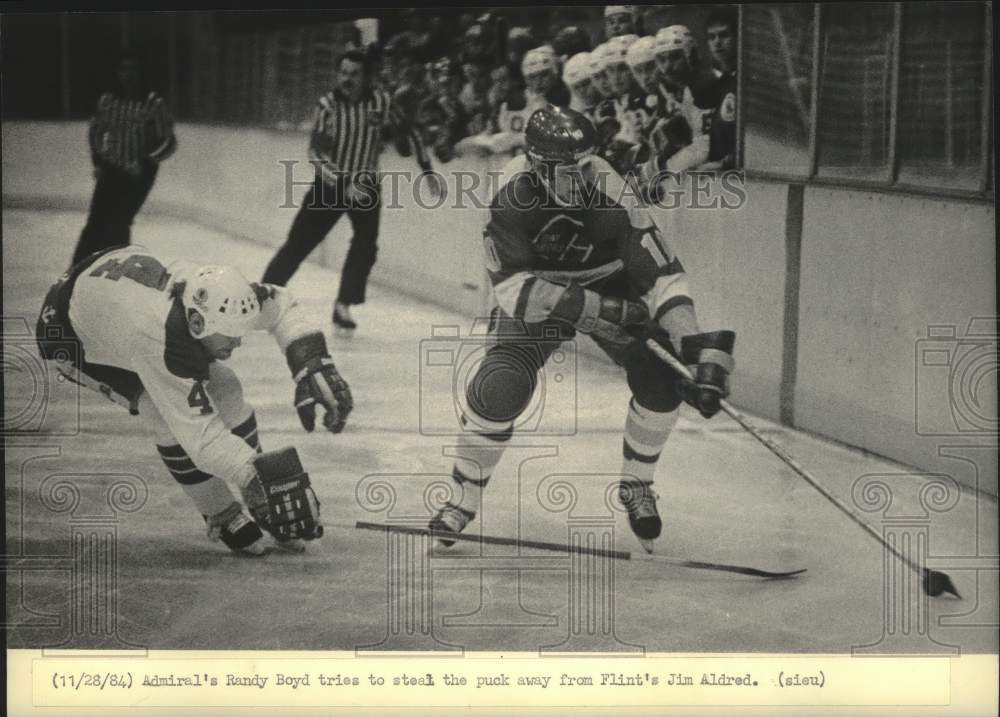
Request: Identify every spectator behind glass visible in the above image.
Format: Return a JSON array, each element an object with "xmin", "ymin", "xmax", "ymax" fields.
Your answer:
[
  {"xmin": 385, "ymin": 34, "xmax": 428, "ymax": 130},
  {"xmin": 604, "ymin": 5, "xmax": 637, "ymax": 40},
  {"xmin": 487, "ymin": 65, "xmax": 514, "ymax": 127},
  {"xmin": 417, "ymin": 56, "xmax": 469, "ymax": 162},
  {"xmin": 459, "ymin": 60, "xmax": 492, "ymax": 135},
  {"xmin": 505, "ymin": 26, "xmax": 536, "ymax": 89}
]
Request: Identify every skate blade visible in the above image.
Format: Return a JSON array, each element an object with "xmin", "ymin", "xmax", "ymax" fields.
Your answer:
[
  {"xmin": 639, "ymin": 539, "xmax": 655, "ymax": 554},
  {"xmin": 334, "ymin": 326, "xmax": 355, "ymax": 338}
]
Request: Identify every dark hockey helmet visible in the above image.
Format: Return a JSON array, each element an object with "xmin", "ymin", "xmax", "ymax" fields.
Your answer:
[{"xmin": 524, "ymin": 105, "xmax": 598, "ymax": 163}]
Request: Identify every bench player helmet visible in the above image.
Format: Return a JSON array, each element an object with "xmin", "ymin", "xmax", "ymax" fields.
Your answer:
[
  {"xmin": 655, "ymin": 25, "xmax": 695, "ymax": 59},
  {"xmin": 563, "ymin": 51, "xmax": 596, "ymax": 86},
  {"xmin": 182, "ymin": 265, "xmax": 261, "ymax": 338},
  {"xmin": 525, "ymin": 105, "xmax": 598, "ymax": 164}
]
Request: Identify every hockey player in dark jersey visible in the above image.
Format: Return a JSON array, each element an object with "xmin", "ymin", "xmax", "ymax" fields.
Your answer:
[
  {"xmin": 701, "ymin": 6, "xmax": 739, "ymax": 169},
  {"xmin": 428, "ymin": 106, "xmax": 736, "ymax": 552}
]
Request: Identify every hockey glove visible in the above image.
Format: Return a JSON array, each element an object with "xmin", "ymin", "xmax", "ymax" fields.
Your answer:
[
  {"xmin": 679, "ymin": 330, "xmax": 736, "ymax": 418},
  {"xmin": 243, "ymin": 447, "xmax": 323, "ymax": 542},
  {"xmin": 286, "ymin": 332, "xmax": 353, "ymax": 433},
  {"xmin": 553, "ymin": 284, "xmax": 649, "ymax": 349}
]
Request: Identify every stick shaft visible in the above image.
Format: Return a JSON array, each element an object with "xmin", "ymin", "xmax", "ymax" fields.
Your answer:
[
  {"xmin": 350, "ymin": 521, "xmax": 804, "ymax": 579},
  {"xmin": 645, "ymin": 339, "xmax": 918, "ymax": 573}
]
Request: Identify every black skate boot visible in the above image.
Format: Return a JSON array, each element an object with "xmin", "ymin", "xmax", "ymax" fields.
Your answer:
[
  {"xmin": 428, "ymin": 502, "xmax": 476, "ymax": 547},
  {"xmin": 332, "ymin": 302, "xmax": 356, "ymax": 337},
  {"xmin": 206, "ymin": 502, "xmax": 271, "ymax": 556},
  {"xmin": 619, "ymin": 479, "xmax": 661, "ymax": 553}
]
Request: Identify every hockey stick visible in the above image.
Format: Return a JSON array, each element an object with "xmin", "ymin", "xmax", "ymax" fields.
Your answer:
[
  {"xmin": 352, "ymin": 520, "xmax": 806, "ymax": 580},
  {"xmin": 645, "ymin": 339, "xmax": 960, "ymax": 598}
]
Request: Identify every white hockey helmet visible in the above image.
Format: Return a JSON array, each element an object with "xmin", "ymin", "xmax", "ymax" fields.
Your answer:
[
  {"xmin": 605, "ymin": 5, "xmax": 637, "ymax": 18},
  {"xmin": 563, "ymin": 51, "xmax": 596, "ymax": 85},
  {"xmin": 594, "ymin": 35, "xmax": 633, "ymax": 70},
  {"xmin": 655, "ymin": 25, "xmax": 695, "ymax": 59},
  {"xmin": 182, "ymin": 265, "xmax": 260, "ymax": 338},
  {"xmin": 625, "ymin": 35, "xmax": 657, "ymax": 67},
  {"xmin": 521, "ymin": 46, "xmax": 557, "ymax": 77}
]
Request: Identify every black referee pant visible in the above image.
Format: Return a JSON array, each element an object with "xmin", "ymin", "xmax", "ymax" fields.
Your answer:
[
  {"xmin": 72, "ymin": 164, "xmax": 158, "ymax": 267},
  {"xmin": 262, "ymin": 176, "xmax": 381, "ymax": 306}
]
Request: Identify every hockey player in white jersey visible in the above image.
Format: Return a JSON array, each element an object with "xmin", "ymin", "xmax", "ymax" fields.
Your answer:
[
  {"xmin": 485, "ymin": 46, "xmax": 567, "ymax": 155},
  {"xmin": 36, "ymin": 245, "xmax": 353, "ymax": 556},
  {"xmin": 653, "ymin": 25, "xmax": 714, "ymax": 171},
  {"xmin": 592, "ymin": 34, "xmax": 641, "ymax": 173},
  {"xmin": 562, "ymin": 51, "xmax": 603, "ymax": 115}
]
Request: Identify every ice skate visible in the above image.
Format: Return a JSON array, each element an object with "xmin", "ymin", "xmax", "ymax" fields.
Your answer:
[
  {"xmin": 332, "ymin": 302, "xmax": 356, "ymax": 337},
  {"xmin": 620, "ymin": 479, "xmax": 662, "ymax": 553},
  {"xmin": 428, "ymin": 502, "xmax": 476, "ymax": 547},
  {"xmin": 207, "ymin": 502, "xmax": 271, "ymax": 556}
]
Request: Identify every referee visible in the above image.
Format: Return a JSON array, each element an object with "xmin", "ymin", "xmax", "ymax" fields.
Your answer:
[
  {"xmin": 71, "ymin": 51, "xmax": 176, "ymax": 267},
  {"xmin": 262, "ymin": 49, "xmax": 441, "ymax": 335}
]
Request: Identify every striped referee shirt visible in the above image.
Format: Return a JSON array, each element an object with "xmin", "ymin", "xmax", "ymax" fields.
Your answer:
[
  {"xmin": 88, "ymin": 91, "xmax": 176, "ymax": 174},
  {"xmin": 308, "ymin": 87, "xmax": 430, "ymax": 185}
]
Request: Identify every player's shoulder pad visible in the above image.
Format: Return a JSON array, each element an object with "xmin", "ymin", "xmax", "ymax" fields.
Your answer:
[
  {"xmin": 163, "ymin": 295, "xmax": 211, "ymax": 381},
  {"xmin": 491, "ymin": 155, "xmax": 536, "ymax": 208}
]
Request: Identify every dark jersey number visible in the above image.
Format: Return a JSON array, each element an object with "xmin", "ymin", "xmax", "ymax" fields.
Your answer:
[
  {"xmin": 89, "ymin": 254, "xmax": 171, "ymax": 291},
  {"xmin": 186, "ymin": 381, "xmax": 213, "ymax": 415}
]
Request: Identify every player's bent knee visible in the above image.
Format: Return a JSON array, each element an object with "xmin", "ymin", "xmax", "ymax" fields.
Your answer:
[
  {"xmin": 466, "ymin": 347, "xmax": 538, "ymax": 423},
  {"xmin": 625, "ymin": 345, "xmax": 683, "ymax": 414}
]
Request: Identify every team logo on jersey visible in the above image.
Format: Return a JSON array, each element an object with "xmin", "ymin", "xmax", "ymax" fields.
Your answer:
[
  {"xmin": 720, "ymin": 92, "xmax": 736, "ymax": 123},
  {"xmin": 532, "ymin": 214, "xmax": 589, "ymax": 262}
]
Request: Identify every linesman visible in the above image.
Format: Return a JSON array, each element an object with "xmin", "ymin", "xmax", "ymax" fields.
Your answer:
[
  {"xmin": 262, "ymin": 49, "xmax": 443, "ymax": 335},
  {"xmin": 72, "ymin": 51, "xmax": 176, "ymax": 267}
]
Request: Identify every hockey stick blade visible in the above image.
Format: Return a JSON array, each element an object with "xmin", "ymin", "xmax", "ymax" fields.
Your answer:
[
  {"xmin": 353, "ymin": 521, "xmax": 806, "ymax": 581},
  {"xmin": 644, "ymin": 339, "xmax": 959, "ymax": 598}
]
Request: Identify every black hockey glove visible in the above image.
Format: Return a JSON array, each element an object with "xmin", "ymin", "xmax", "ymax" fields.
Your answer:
[
  {"xmin": 679, "ymin": 330, "xmax": 736, "ymax": 419},
  {"xmin": 247, "ymin": 447, "xmax": 323, "ymax": 542},
  {"xmin": 286, "ymin": 332, "xmax": 353, "ymax": 433}
]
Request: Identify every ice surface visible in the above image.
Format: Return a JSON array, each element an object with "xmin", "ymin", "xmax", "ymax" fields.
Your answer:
[{"xmin": 4, "ymin": 209, "xmax": 997, "ymax": 652}]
